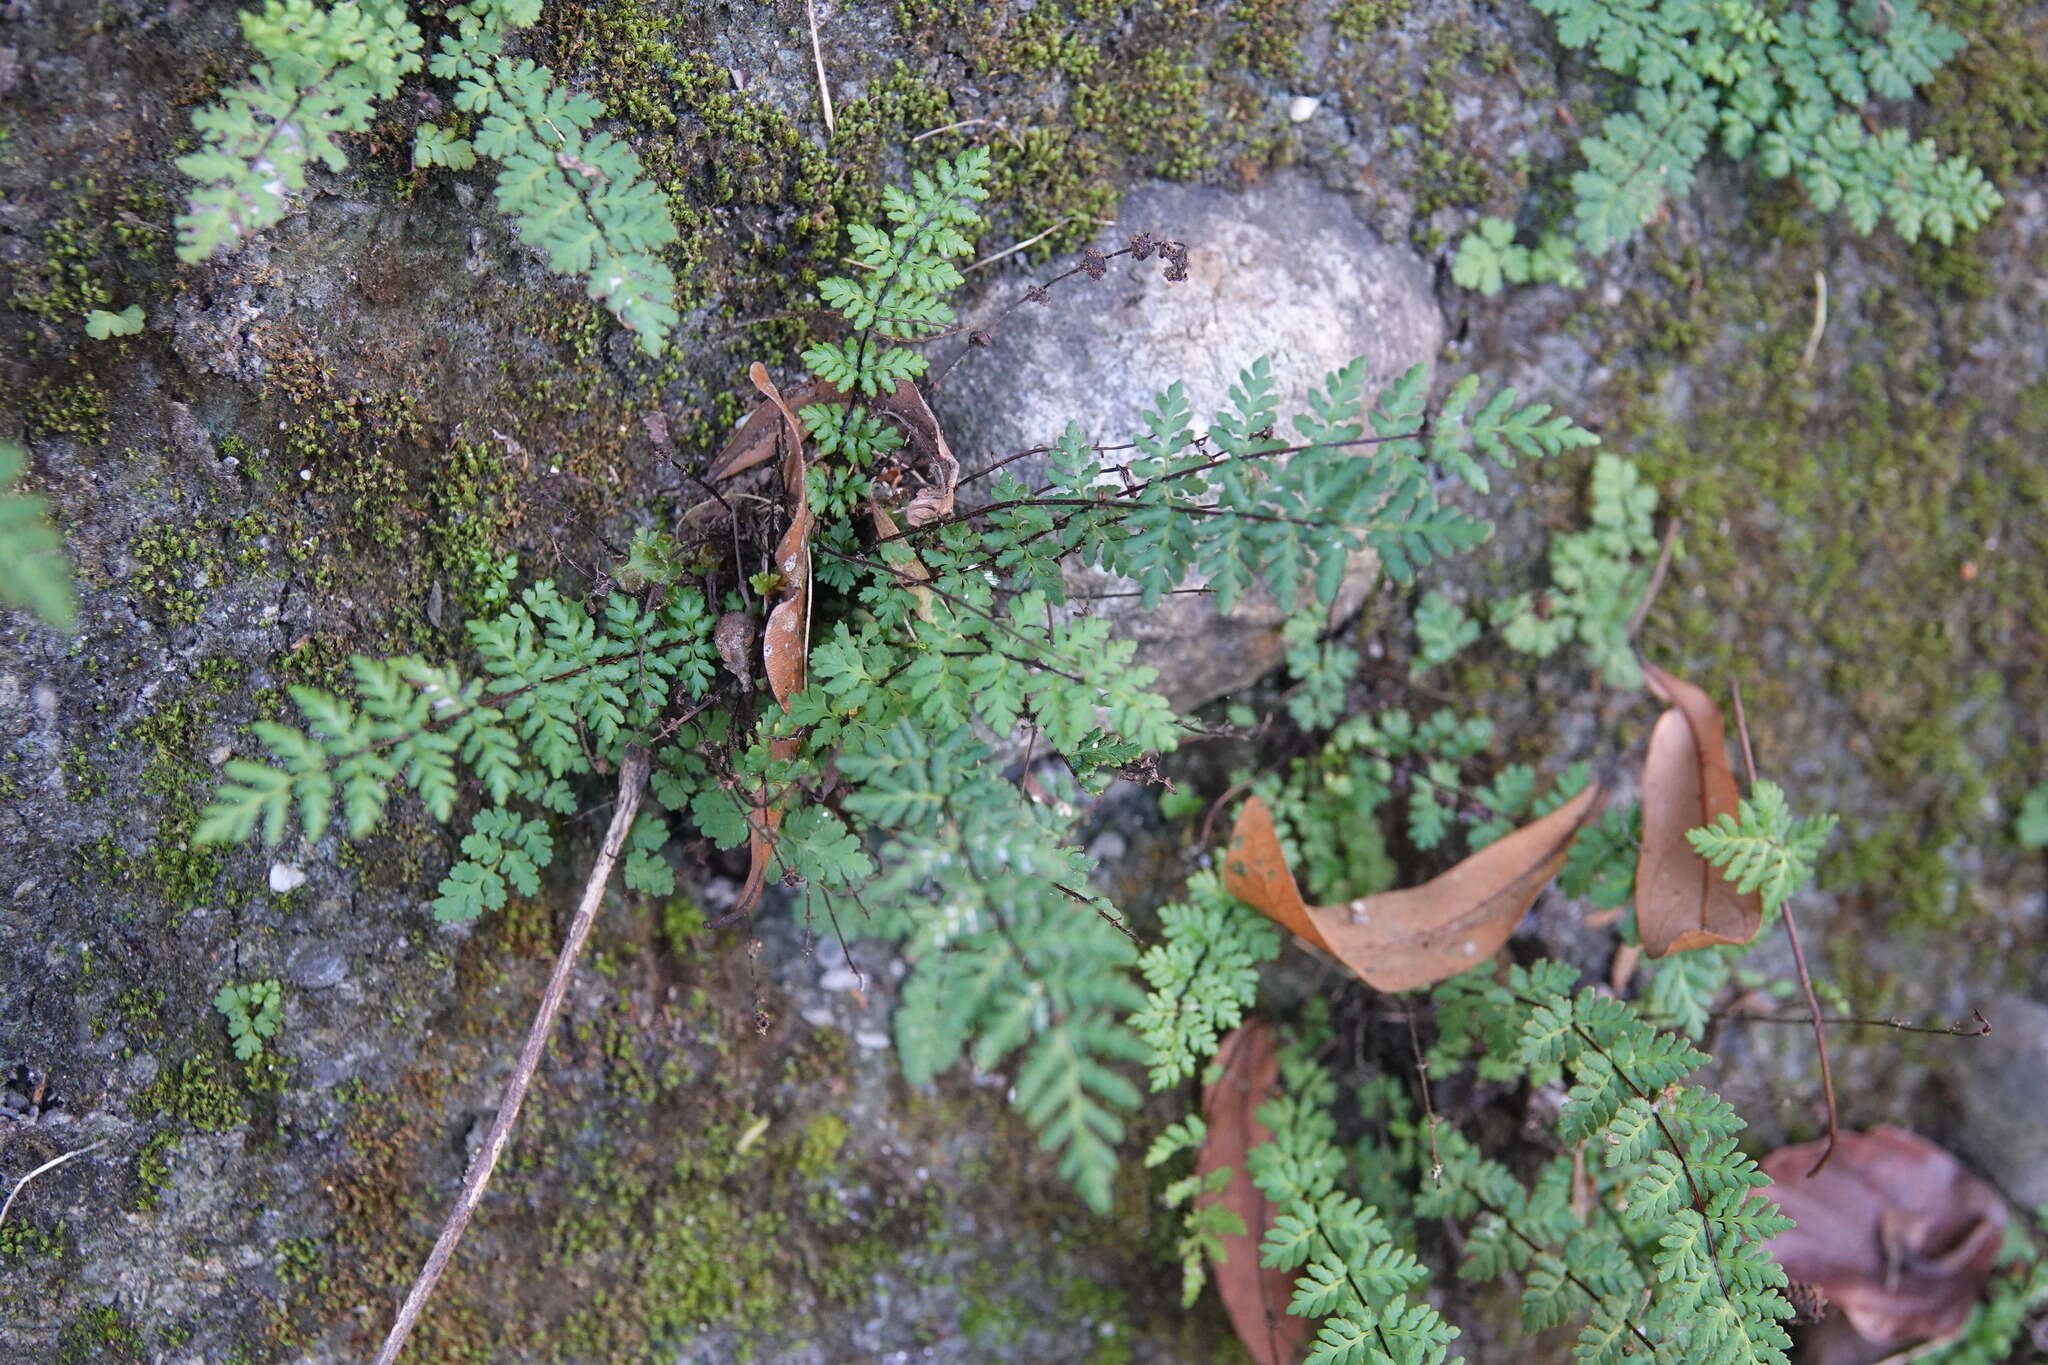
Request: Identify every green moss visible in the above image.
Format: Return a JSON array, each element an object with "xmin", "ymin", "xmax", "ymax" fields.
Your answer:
[
  {"xmin": 132, "ymin": 1129, "xmax": 178, "ymax": 1211},
  {"xmin": 1223, "ymin": 0, "xmax": 1307, "ymax": 79},
  {"xmin": 1924, "ymin": 0, "xmax": 2048, "ymax": 186},
  {"xmin": 129, "ymin": 523, "xmax": 219, "ymax": 625},
  {"xmin": 140, "ymin": 1055, "xmax": 249, "ymax": 1133},
  {"xmin": 61, "ymin": 743, "xmax": 107, "ymax": 802},
  {"xmin": 0, "ymin": 1218, "xmax": 63, "ymax": 1261},
  {"xmin": 27, "ymin": 373, "xmax": 112, "ymax": 443},
  {"xmin": 1332, "ymin": 0, "xmax": 1413, "ymax": 40},
  {"xmin": 1073, "ymin": 48, "xmax": 1215, "ymax": 181},
  {"xmin": 276, "ymin": 1235, "xmax": 324, "ymax": 1287},
  {"xmin": 656, "ymin": 894, "xmax": 707, "ymax": 959},
  {"xmin": 1605, "ymin": 227, "xmax": 2047, "ymax": 962},
  {"xmin": 793, "ymin": 1111, "xmax": 849, "ymax": 1183},
  {"xmin": 58, "ymin": 1304, "xmax": 145, "ymax": 1365}
]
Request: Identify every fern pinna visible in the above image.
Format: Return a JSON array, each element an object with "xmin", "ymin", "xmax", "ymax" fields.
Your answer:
[
  {"xmin": 176, "ymin": 0, "xmax": 678, "ymax": 353},
  {"xmin": 1455, "ymin": 0, "xmax": 2001, "ymax": 293}
]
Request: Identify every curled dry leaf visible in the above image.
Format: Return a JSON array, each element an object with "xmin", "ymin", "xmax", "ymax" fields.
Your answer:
[
  {"xmin": 1223, "ymin": 781, "xmax": 1605, "ymax": 992},
  {"xmin": 869, "ymin": 502, "xmax": 934, "ymax": 623},
  {"xmin": 1197, "ymin": 1019, "xmax": 1308, "ymax": 1365},
  {"xmin": 736, "ymin": 362, "xmax": 816, "ymax": 917},
  {"xmin": 705, "ymin": 375, "xmax": 843, "ymax": 483},
  {"xmin": 872, "ymin": 378, "xmax": 959, "ymax": 527},
  {"xmin": 713, "ymin": 610, "xmax": 756, "ymax": 692},
  {"xmin": 1634, "ymin": 661, "xmax": 1763, "ymax": 957},
  {"xmin": 1763, "ymin": 1126, "xmax": 2007, "ymax": 1354}
]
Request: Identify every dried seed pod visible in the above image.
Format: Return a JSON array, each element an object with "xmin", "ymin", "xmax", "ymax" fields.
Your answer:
[{"xmin": 714, "ymin": 610, "xmax": 757, "ymax": 692}]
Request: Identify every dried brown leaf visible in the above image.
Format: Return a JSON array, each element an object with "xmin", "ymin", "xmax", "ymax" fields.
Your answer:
[
  {"xmin": 733, "ymin": 364, "xmax": 816, "ymax": 919},
  {"xmin": 751, "ymin": 363, "xmax": 812, "ymax": 709},
  {"xmin": 705, "ymin": 376, "xmax": 844, "ymax": 483},
  {"xmin": 1197, "ymin": 1020, "xmax": 1308, "ymax": 1365},
  {"xmin": 872, "ymin": 378, "xmax": 959, "ymax": 526},
  {"xmin": 1224, "ymin": 782, "xmax": 1605, "ymax": 992},
  {"xmin": 1634, "ymin": 661, "xmax": 1763, "ymax": 956},
  {"xmin": 1763, "ymin": 1126, "xmax": 2007, "ymax": 1352},
  {"xmin": 1218, "ymin": 796, "xmax": 1329, "ymax": 952}
]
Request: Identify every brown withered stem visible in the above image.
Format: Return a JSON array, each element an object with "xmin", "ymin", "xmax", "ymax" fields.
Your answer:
[
  {"xmin": 373, "ymin": 752, "xmax": 651, "ymax": 1365},
  {"xmin": 1730, "ymin": 680, "xmax": 1838, "ymax": 1177},
  {"xmin": 1723, "ymin": 1007, "xmax": 1991, "ymax": 1038}
]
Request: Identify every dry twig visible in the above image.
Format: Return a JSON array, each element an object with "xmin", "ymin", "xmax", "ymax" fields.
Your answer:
[
  {"xmin": 0, "ymin": 1137, "xmax": 108, "ymax": 1227},
  {"xmin": 1731, "ymin": 681, "xmax": 1838, "ymax": 1176},
  {"xmin": 373, "ymin": 752, "xmax": 651, "ymax": 1365}
]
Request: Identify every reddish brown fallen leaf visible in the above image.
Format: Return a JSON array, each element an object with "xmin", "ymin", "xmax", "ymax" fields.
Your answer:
[
  {"xmin": 1763, "ymin": 1126, "xmax": 2007, "ymax": 1354},
  {"xmin": 1634, "ymin": 661, "xmax": 1763, "ymax": 957},
  {"xmin": 1197, "ymin": 1020, "xmax": 1308, "ymax": 1365},
  {"xmin": 752, "ymin": 363, "xmax": 813, "ymax": 708},
  {"xmin": 1224, "ymin": 781, "xmax": 1605, "ymax": 992}
]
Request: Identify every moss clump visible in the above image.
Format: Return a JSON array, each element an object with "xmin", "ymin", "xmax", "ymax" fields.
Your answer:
[
  {"xmin": 1073, "ymin": 48, "xmax": 1214, "ymax": 180},
  {"xmin": 131, "ymin": 1129, "xmax": 178, "ymax": 1211},
  {"xmin": 27, "ymin": 374, "xmax": 112, "ymax": 443},
  {"xmin": 0, "ymin": 1219, "xmax": 64, "ymax": 1261},
  {"xmin": 1223, "ymin": 0, "xmax": 1308, "ymax": 79},
  {"xmin": 129, "ymin": 523, "xmax": 220, "ymax": 625},
  {"xmin": 1602, "ymin": 225, "xmax": 2046, "ymax": 974},
  {"xmin": 140, "ymin": 1055, "xmax": 249, "ymax": 1133},
  {"xmin": 1332, "ymin": 0, "xmax": 1413, "ymax": 40},
  {"xmin": 58, "ymin": 1304, "xmax": 145, "ymax": 1365}
]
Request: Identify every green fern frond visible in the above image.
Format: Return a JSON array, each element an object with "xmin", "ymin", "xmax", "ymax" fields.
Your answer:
[
  {"xmin": 0, "ymin": 442, "xmax": 77, "ymax": 631},
  {"xmin": 1685, "ymin": 779, "xmax": 1837, "ymax": 913},
  {"xmin": 175, "ymin": 0, "xmax": 423, "ymax": 260}
]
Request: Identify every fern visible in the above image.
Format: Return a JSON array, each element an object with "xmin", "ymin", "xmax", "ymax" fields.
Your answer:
[
  {"xmin": 1497, "ymin": 452, "xmax": 1659, "ymax": 688},
  {"xmin": 0, "ymin": 441, "xmax": 77, "ymax": 631},
  {"xmin": 195, "ymin": 148, "xmax": 1610, "ymax": 1222},
  {"xmin": 440, "ymin": 45, "xmax": 680, "ymax": 353},
  {"xmin": 1686, "ymin": 779, "xmax": 1838, "ymax": 915},
  {"xmin": 178, "ymin": 0, "xmax": 679, "ymax": 353},
  {"xmin": 1132, "ymin": 874, "xmax": 1283, "ymax": 1090},
  {"xmin": 1462, "ymin": 0, "xmax": 2000, "ymax": 293},
  {"xmin": 1412, "ymin": 590, "xmax": 1480, "ymax": 674},
  {"xmin": 175, "ymin": 0, "xmax": 423, "ymax": 260},
  {"xmin": 214, "ymin": 979, "xmax": 284, "ymax": 1060},
  {"xmin": 800, "ymin": 148, "xmax": 989, "ymax": 396},
  {"xmin": 1250, "ymin": 1045, "xmax": 1462, "ymax": 1364},
  {"xmin": 197, "ymin": 582, "xmax": 717, "ymax": 935}
]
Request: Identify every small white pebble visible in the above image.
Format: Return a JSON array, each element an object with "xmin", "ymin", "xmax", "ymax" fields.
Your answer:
[
  {"xmin": 298, "ymin": 468, "xmax": 311, "ymax": 481},
  {"xmin": 1288, "ymin": 95, "xmax": 1321, "ymax": 123},
  {"xmin": 269, "ymin": 863, "xmax": 307, "ymax": 893},
  {"xmin": 820, "ymin": 966, "xmax": 863, "ymax": 993},
  {"xmin": 854, "ymin": 1029, "xmax": 892, "ymax": 1051}
]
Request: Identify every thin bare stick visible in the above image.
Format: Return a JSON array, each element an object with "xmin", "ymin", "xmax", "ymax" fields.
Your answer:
[
  {"xmin": 911, "ymin": 116, "xmax": 1002, "ymax": 144},
  {"xmin": 1626, "ymin": 518, "xmax": 1681, "ymax": 639},
  {"xmin": 805, "ymin": 0, "xmax": 835, "ymax": 135},
  {"xmin": 966, "ymin": 218, "xmax": 1077, "ymax": 272},
  {"xmin": 0, "ymin": 1138, "xmax": 108, "ymax": 1227},
  {"xmin": 1799, "ymin": 270, "xmax": 1828, "ymax": 373},
  {"xmin": 1402, "ymin": 1003, "xmax": 1442, "ymax": 1184},
  {"xmin": 373, "ymin": 751, "xmax": 651, "ymax": 1365},
  {"xmin": 1723, "ymin": 1007, "xmax": 1991, "ymax": 1037},
  {"xmin": 1731, "ymin": 681, "xmax": 1837, "ymax": 1176}
]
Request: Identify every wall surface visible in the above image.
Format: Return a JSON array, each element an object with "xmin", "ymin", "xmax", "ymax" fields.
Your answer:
[{"xmin": 1, "ymin": 0, "xmax": 2044, "ymax": 1361}]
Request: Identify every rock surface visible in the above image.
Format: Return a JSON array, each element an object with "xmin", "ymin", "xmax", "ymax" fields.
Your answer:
[{"xmin": 937, "ymin": 174, "xmax": 1444, "ymax": 709}]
